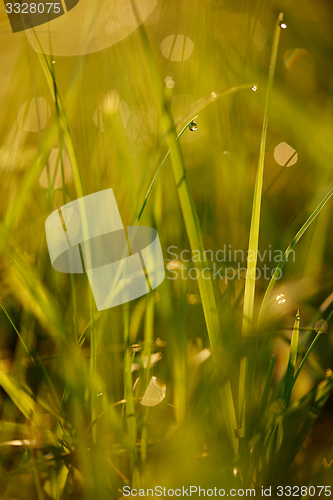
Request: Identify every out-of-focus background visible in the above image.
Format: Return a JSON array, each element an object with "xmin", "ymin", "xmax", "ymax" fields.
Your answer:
[{"xmin": 0, "ymin": 0, "xmax": 333, "ymax": 497}]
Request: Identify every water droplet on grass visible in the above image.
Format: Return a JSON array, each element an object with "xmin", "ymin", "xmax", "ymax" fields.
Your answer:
[
  {"xmin": 280, "ymin": 21, "xmax": 287, "ymax": 29},
  {"xmin": 252, "ymin": 85, "xmax": 258, "ymax": 91},
  {"xmin": 276, "ymin": 293, "xmax": 286, "ymax": 304},
  {"xmin": 131, "ymin": 343, "xmax": 142, "ymax": 352},
  {"xmin": 164, "ymin": 76, "xmax": 175, "ymax": 89},
  {"xmin": 189, "ymin": 120, "xmax": 197, "ymax": 131}
]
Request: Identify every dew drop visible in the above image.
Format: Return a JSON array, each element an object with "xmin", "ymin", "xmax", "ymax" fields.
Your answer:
[
  {"xmin": 276, "ymin": 293, "xmax": 286, "ymax": 304},
  {"xmin": 164, "ymin": 76, "xmax": 175, "ymax": 89},
  {"xmin": 280, "ymin": 21, "xmax": 287, "ymax": 29},
  {"xmin": 189, "ymin": 120, "xmax": 197, "ymax": 131},
  {"xmin": 131, "ymin": 343, "xmax": 142, "ymax": 352},
  {"xmin": 314, "ymin": 319, "xmax": 328, "ymax": 334},
  {"xmin": 252, "ymin": 85, "xmax": 258, "ymax": 92}
]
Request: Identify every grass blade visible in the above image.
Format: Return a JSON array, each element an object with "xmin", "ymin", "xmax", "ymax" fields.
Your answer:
[
  {"xmin": 239, "ymin": 11, "xmax": 285, "ymax": 438},
  {"xmin": 259, "ymin": 185, "xmax": 333, "ymax": 323},
  {"xmin": 242, "ymin": 12, "xmax": 284, "ymax": 336},
  {"xmin": 284, "ymin": 311, "xmax": 332, "ymax": 405},
  {"xmin": 283, "ymin": 310, "xmax": 300, "ymax": 406}
]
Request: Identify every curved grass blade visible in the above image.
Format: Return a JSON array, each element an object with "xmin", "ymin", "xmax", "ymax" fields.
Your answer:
[
  {"xmin": 259, "ymin": 185, "xmax": 333, "ymax": 323},
  {"xmin": 284, "ymin": 309, "xmax": 333, "ymax": 405},
  {"xmin": 135, "ymin": 83, "xmax": 256, "ymax": 227},
  {"xmin": 134, "ymin": 115, "xmax": 198, "ymax": 226},
  {"xmin": 172, "ymin": 84, "xmax": 255, "ymax": 135}
]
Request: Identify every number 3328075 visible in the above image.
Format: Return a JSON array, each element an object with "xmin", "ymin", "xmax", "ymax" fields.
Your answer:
[{"xmin": 6, "ymin": 3, "xmax": 61, "ymax": 14}]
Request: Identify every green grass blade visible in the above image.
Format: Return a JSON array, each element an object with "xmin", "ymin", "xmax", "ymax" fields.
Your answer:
[
  {"xmin": 283, "ymin": 310, "xmax": 300, "ymax": 406},
  {"xmin": 123, "ymin": 303, "xmax": 137, "ymax": 465},
  {"xmin": 242, "ymin": 12, "xmax": 284, "ymax": 336},
  {"xmin": 284, "ymin": 316, "xmax": 329, "ymax": 405},
  {"xmin": 259, "ymin": 185, "xmax": 333, "ymax": 323},
  {"xmin": 141, "ymin": 294, "xmax": 154, "ymax": 463},
  {"xmin": 239, "ymin": 11, "xmax": 285, "ymax": 438}
]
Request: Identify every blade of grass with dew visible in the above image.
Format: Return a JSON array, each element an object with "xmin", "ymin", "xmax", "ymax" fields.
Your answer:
[
  {"xmin": 131, "ymin": 5, "xmax": 239, "ymax": 455},
  {"xmin": 259, "ymin": 185, "xmax": 333, "ymax": 324},
  {"xmin": 283, "ymin": 310, "xmax": 300, "ymax": 406},
  {"xmin": 239, "ymin": 13, "xmax": 285, "ymax": 438}
]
